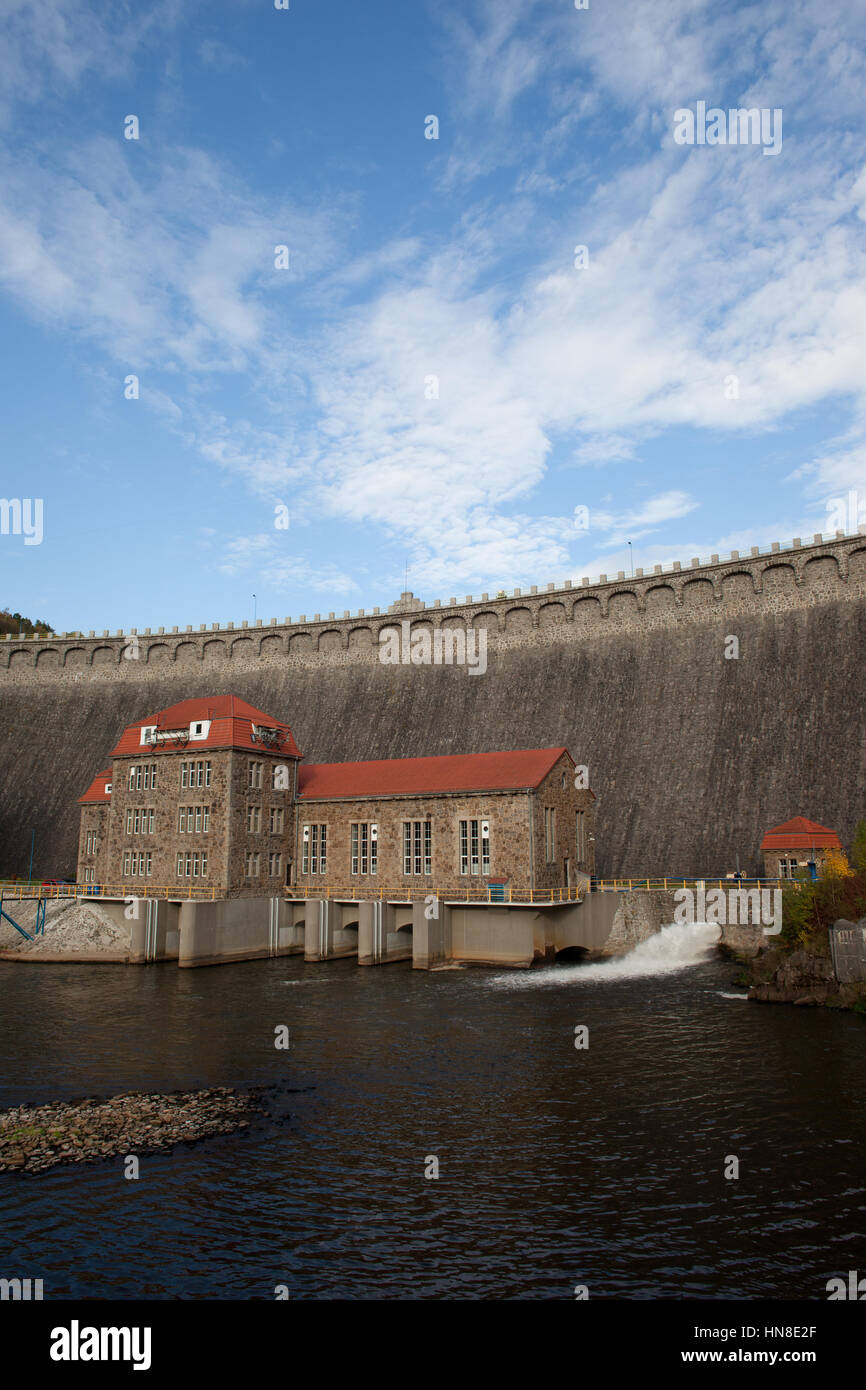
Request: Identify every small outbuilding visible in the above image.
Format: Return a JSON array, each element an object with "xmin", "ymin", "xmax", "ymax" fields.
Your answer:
[{"xmin": 760, "ymin": 817, "xmax": 842, "ymax": 879}]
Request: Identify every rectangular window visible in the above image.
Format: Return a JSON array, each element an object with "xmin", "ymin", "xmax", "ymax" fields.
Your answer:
[
  {"xmin": 123, "ymin": 851, "xmax": 131, "ymax": 876},
  {"xmin": 205, "ymin": 762, "xmax": 211, "ymax": 788},
  {"xmin": 195, "ymin": 805, "xmax": 202, "ymax": 833},
  {"xmin": 202, "ymin": 805, "xmax": 210, "ymax": 833},
  {"xmin": 192, "ymin": 852, "xmax": 200, "ymax": 878},
  {"xmin": 402, "ymin": 822, "xmax": 432, "ymax": 875},
  {"xmin": 269, "ymin": 807, "xmax": 284, "ymax": 834},
  {"xmin": 185, "ymin": 852, "xmax": 192, "ymax": 877},
  {"xmin": 133, "ymin": 808, "xmax": 141, "ymax": 834},
  {"xmin": 459, "ymin": 820, "xmax": 489, "ymax": 875},
  {"xmin": 269, "ymin": 851, "xmax": 282, "ymax": 877},
  {"xmin": 177, "ymin": 852, "xmax": 184, "ymax": 877},
  {"xmin": 181, "ymin": 762, "xmax": 188, "ymax": 790},
  {"xmin": 143, "ymin": 765, "xmax": 151, "ymax": 791},
  {"xmin": 576, "ymin": 810, "xmax": 586, "ymax": 863},
  {"xmin": 178, "ymin": 806, "xmax": 187, "ymax": 833},
  {"xmin": 545, "ymin": 808, "xmax": 556, "ymax": 863},
  {"xmin": 351, "ymin": 824, "xmax": 377, "ymax": 875},
  {"xmin": 302, "ymin": 825, "xmax": 327, "ymax": 874},
  {"xmin": 126, "ymin": 810, "xmax": 133, "ymax": 835},
  {"xmin": 128, "ymin": 766, "xmax": 137, "ymax": 790},
  {"xmin": 145, "ymin": 851, "xmax": 152, "ymax": 877},
  {"xmin": 249, "ymin": 761, "xmax": 263, "ymax": 789},
  {"xmin": 247, "ymin": 805, "xmax": 261, "ymax": 833},
  {"xmin": 201, "ymin": 852, "xmax": 208, "ymax": 877},
  {"xmin": 245, "ymin": 851, "xmax": 260, "ymax": 878}
]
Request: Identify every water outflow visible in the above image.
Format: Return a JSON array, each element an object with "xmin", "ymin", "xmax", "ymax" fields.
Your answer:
[{"xmin": 491, "ymin": 921, "xmax": 722, "ymax": 988}]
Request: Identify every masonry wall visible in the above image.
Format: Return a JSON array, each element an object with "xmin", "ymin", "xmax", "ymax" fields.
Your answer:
[
  {"xmin": 295, "ymin": 788, "xmax": 536, "ymax": 895},
  {"xmin": 3, "ymin": 534, "xmax": 865, "ymax": 881},
  {"xmin": 530, "ymin": 760, "xmax": 596, "ymax": 890}
]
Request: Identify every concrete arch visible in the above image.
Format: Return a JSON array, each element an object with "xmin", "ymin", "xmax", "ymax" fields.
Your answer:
[
  {"xmin": 538, "ymin": 601, "xmax": 567, "ymax": 627},
  {"xmin": 682, "ymin": 577, "xmax": 715, "ymax": 607},
  {"xmin": 504, "ymin": 606, "xmax": 532, "ymax": 632},
  {"xmin": 202, "ymin": 639, "xmax": 228, "ymax": 663},
  {"xmin": 471, "ymin": 609, "xmax": 501, "ymax": 631},
  {"xmin": 174, "ymin": 641, "xmax": 201, "ymax": 665},
  {"xmin": 259, "ymin": 633, "xmax": 284, "ymax": 657},
  {"xmin": 8, "ymin": 647, "xmax": 33, "ymax": 667},
  {"xmin": 91, "ymin": 645, "xmax": 117, "ymax": 665},
  {"xmin": 760, "ymin": 562, "xmax": 796, "ymax": 593},
  {"xmin": 63, "ymin": 647, "xmax": 88, "ymax": 667},
  {"xmin": 35, "ymin": 647, "xmax": 61, "ymax": 667},
  {"xmin": 317, "ymin": 628, "xmax": 343, "ymax": 653},
  {"xmin": 348, "ymin": 625, "xmax": 373, "ymax": 647},
  {"xmin": 230, "ymin": 636, "xmax": 256, "ymax": 661},
  {"xmin": 440, "ymin": 615, "xmax": 468, "ymax": 631},
  {"xmin": 146, "ymin": 643, "xmax": 171, "ymax": 665},
  {"xmin": 289, "ymin": 632, "xmax": 313, "ymax": 653}
]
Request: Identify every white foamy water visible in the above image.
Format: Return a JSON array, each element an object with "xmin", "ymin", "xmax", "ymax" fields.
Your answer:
[{"xmin": 490, "ymin": 921, "xmax": 721, "ymax": 988}]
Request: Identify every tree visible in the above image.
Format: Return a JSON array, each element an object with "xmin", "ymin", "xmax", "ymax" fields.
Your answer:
[{"xmin": 851, "ymin": 820, "xmax": 866, "ymax": 874}]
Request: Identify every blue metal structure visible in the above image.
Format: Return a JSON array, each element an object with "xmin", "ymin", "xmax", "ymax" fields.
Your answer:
[{"xmin": 0, "ymin": 893, "xmax": 46, "ymax": 940}]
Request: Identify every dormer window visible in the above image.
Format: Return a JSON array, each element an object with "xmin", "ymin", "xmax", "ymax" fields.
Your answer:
[
  {"xmin": 105, "ymin": 783, "xmax": 112, "ymax": 795},
  {"xmin": 189, "ymin": 720, "xmax": 211, "ymax": 741},
  {"xmin": 140, "ymin": 725, "xmax": 157, "ymax": 746}
]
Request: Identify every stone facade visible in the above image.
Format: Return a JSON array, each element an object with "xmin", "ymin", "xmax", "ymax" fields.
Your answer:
[
  {"xmin": 82, "ymin": 746, "xmax": 300, "ymax": 897},
  {"xmin": 78, "ymin": 727, "xmax": 588, "ymax": 897},
  {"xmin": 761, "ymin": 847, "xmax": 834, "ymax": 879},
  {"xmin": 77, "ymin": 803, "xmax": 110, "ymax": 885},
  {"xmin": 295, "ymin": 756, "xmax": 595, "ymax": 895}
]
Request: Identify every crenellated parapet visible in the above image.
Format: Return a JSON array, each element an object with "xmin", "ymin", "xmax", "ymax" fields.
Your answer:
[{"xmin": 3, "ymin": 530, "xmax": 864, "ymax": 678}]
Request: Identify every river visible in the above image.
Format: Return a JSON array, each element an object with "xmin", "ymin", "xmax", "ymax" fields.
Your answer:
[{"xmin": 1, "ymin": 923, "xmax": 865, "ymax": 1299}]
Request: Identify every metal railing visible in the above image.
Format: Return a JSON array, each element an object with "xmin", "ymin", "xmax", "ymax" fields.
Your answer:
[
  {"xmin": 283, "ymin": 883, "xmax": 587, "ymax": 904},
  {"xmin": 592, "ymin": 877, "xmax": 784, "ymax": 892},
  {"xmin": 0, "ymin": 880, "xmax": 218, "ymax": 901}
]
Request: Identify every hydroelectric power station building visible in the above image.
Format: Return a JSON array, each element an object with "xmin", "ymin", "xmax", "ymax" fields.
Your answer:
[{"xmin": 78, "ymin": 696, "xmax": 596, "ymax": 899}]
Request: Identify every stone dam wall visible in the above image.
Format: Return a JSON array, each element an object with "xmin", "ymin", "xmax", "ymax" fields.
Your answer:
[{"xmin": 1, "ymin": 533, "xmax": 864, "ymax": 880}]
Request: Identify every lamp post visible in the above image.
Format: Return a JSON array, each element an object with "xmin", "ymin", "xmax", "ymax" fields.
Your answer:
[
  {"xmin": 627, "ymin": 541, "xmax": 634, "ymax": 577},
  {"xmin": 252, "ymin": 594, "xmax": 257, "ymax": 624}
]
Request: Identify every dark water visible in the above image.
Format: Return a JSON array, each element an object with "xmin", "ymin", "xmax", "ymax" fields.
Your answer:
[{"xmin": 2, "ymin": 925, "xmax": 865, "ymax": 1300}]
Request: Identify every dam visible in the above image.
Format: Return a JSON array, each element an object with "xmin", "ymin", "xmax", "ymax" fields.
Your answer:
[{"xmin": 1, "ymin": 530, "xmax": 864, "ymax": 881}]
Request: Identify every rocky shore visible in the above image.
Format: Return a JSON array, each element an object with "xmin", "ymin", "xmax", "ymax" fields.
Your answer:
[{"xmin": 0, "ymin": 1086, "xmax": 260, "ymax": 1173}]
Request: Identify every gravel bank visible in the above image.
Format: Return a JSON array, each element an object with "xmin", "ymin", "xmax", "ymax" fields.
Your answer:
[{"xmin": 0, "ymin": 1087, "xmax": 259, "ymax": 1173}]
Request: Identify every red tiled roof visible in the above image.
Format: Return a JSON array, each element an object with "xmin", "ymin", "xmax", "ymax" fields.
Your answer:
[
  {"xmin": 79, "ymin": 769, "xmax": 113, "ymax": 803},
  {"xmin": 298, "ymin": 747, "xmax": 573, "ymax": 800},
  {"xmin": 109, "ymin": 695, "xmax": 301, "ymax": 758},
  {"xmin": 761, "ymin": 817, "xmax": 842, "ymax": 850}
]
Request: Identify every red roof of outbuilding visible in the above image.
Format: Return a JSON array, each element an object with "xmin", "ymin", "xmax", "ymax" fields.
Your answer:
[
  {"xmin": 109, "ymin": 695, "xmax": 301, "ymax": 758},
  {"xmin": 298, "ymin": 747, "xmax": 573, "ymax": 800},
  {"xmin": 79, "ymin": 769, "xmax": 113, "ymax": 803},
  {"xmin": 761, "ymin": 817, "xmax": 842, "ymax": 850}
]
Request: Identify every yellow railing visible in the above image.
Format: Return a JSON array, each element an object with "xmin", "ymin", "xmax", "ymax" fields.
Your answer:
[
  {"xmin": 592, "ymin": 877, "xmax": 784, "ymax": 892},
  {"xmin": 0, "ymin": 881, "xmax": 218, "ymax": 901},
  {"xmin": 283, "ymin": 883, "xmax": 587, "ymax": 904}
]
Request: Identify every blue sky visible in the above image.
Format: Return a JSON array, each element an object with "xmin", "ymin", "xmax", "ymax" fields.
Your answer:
[{"xmin": 1, "ymin": 0, "xmax": 865, "ymax": 633}]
